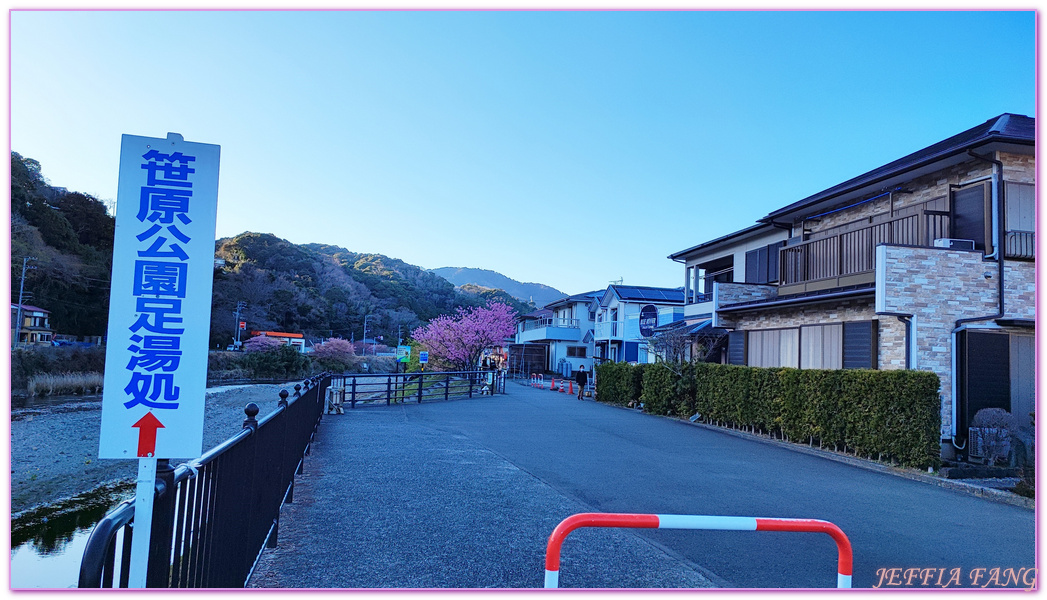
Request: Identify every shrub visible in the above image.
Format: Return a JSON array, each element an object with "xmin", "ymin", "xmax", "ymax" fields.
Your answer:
[
  {"xmin": 640, "ymin": 363, "xmax": 676, "ymax": 415},
  {"xmin": 595, "ymin": 362, "xmax": 638, "ymax": 406},
  {"xmin": 645, "ymin": 361, "xmax": 941, "ymax": 469},
  {"xmin": 242, "ymin": 345, "xmax": 312, "ymax": 379},
  {"xmin": 970, "ymin": 408, "xmax": 1015, "ymax": 466}
]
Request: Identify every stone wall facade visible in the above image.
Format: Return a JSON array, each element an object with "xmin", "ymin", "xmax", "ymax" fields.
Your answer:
[
  {"xmin": 878, "ymin": 245, "xmax": 1036, "ymax": 437},
  {"xmin": 713, "ymin": 283, "xmax": 777, "ymax": 329},
  {"xmin": 720, "ymin": 296, "xmax": 905, "ymax": 369},
  {"xmin": 1000, "ymin": 151, "xmax": 1036, "ymax": 183}
]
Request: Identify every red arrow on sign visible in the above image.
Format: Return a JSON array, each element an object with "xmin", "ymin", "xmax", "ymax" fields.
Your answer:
[{"xmin": 132, "ymin": 412, "xmax": 165, "ymax": 457}]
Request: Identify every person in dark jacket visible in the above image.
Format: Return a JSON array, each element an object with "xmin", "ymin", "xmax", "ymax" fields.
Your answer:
[{"xmin": 575, "ymin": 365, "xmax": 588, "ymax": 400}]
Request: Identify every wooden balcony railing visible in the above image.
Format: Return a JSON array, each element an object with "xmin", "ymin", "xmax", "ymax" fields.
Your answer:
[{"xmin": 779, "ymin": 208, "xmax": 1034, "ymax": 294}]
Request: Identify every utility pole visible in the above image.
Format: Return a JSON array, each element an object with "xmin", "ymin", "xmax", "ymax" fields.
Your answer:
[
  {"xmin": 233, "ymin": 301, "xmax": 247, "ymax": 348},
  {"xmin": 13, "ymin": 257, "xmax": 35, "ymax": 349}
]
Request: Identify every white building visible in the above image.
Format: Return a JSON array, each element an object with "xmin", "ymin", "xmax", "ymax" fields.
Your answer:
[
  {"xmin": 512, "ymin": 291, "xmax": 601, "ymax": 377},
  {"xmin": 593, "ymin": 285, "xmax": 685, "ymax": 364}
]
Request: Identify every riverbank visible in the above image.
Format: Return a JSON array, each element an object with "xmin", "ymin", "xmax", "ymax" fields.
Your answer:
[{"xmin": 11, "ymin": 383, "xmax": 297, "ymax": 516}]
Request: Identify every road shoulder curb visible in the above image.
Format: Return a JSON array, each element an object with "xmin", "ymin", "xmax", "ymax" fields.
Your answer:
[{"xmin": 587, "ymin": 397, "xmax": 1034, "ymax": 512}]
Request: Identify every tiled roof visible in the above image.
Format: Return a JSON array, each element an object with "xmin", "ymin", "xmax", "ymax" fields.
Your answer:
[
  {"xmin": 668, "ymin": 222, "xmax": 779, "ymax": 261},
  {"xmin": 544, "ymin": 290, "xmax": 603, "ymax": 309},
  {"xmin": 763, "ymin": 113, "xmax": 1034, "ymax": 222},
  {"xmin": 10, "ymin": 304, "xmax": 49, "ymax": 313}
]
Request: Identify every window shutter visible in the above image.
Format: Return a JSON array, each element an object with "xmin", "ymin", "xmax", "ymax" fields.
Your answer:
[
  {"xmin": 768, "ymin": 241, "xmax": 783, "ymax": 283},
  {"xmin": 727, "ymin": 330, "xmax": 746, "ymax": 365},
  {"xmin": 958, "ymin": 331, "xmax": 1011, "ymax": 437},
  {"xmin": 842, "ymin": 320, "xmax": 878, "ymax": 369},
  {"xmin": 952, "ymin": 183, "xmax": 989, "ymax": 252},
  {"xmin": 745, "ymin": 249, "xmax": 760, "ymax": 283}
]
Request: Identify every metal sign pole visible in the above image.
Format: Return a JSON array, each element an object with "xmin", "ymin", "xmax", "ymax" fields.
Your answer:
[{"xmin": 127, "ymin": 457, "xmax": 158, "ymax": 587}]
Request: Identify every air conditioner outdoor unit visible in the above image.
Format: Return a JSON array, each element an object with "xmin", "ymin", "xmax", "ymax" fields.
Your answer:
[
  {"xmin": 933, "ymin": 238, "xmax": 976, "ymax": 250},
  {"xmin": 968, "ymin": 427, "xmax": 1011, "ymax": 464}
]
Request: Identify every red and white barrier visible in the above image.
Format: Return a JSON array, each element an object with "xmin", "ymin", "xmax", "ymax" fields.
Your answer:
[{"xmin": 544, "ymin": 512, "xmax": 853, "ymax": 589}]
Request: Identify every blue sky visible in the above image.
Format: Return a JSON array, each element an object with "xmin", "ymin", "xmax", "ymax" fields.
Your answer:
[{"xmin": 9, "ymin": 9, "xmax": 1036, "ymax": 296}]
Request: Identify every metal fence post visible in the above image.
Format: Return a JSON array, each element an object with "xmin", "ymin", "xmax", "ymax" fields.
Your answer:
[
  {"xmin": 350, "ymin": 377, "xmax": 357, "ymax": 409},
  {"xmin": 243, "ymin": 403, "xmax": 260, "ymax": 431},
  {"xmin": 445, "ymin": 374, "xmax": 450, "ymax": 401},
  {"xmin": 146, "ymin": 459, "xmax": 175, "ymax": 588},
  {"xmin": 468, "ymin": 372, "xmax": 474, "ymax": 398},
  {"xmin": 418, "ymin": 374, "xmax": 424, "ymax": 403}
]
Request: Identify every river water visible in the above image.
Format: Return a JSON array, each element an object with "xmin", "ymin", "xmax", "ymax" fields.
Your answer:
[
  {"xmin": 11, "ymin": 481, "xmax": 134, "ymax": 588},
  {"xmin": 10, "ymin": 383, "xmax": 274, "ymax": 589}
]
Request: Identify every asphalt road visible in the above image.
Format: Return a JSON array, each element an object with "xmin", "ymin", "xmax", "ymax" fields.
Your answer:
[{"xmin": 248, "ymin": 382, "xmax": 1035, "ymax": 589}]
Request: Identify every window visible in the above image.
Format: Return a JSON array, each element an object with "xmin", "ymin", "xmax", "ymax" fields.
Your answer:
[
  {"xmin": 566, "ymin": 346, "xmax": 587, "ymax": 358},
  {"xmin": 745, "ymin": 241, "xmax": 784, "ymax": 284},
  {"xmin": 951, "ymin": 182, "xmax": 990, "ymax": 253},
  {"xmin": 730, "ymin": 320, "xmax": 878, "ymax": 369},
  {"xmin": 1005, "ymin": 182, "xmax": 1036, "ymax": 232},
  {"xmin": 800, "ymin": 324, "xmax": 842, "ymax": 369},
  {"xmin": 1004, "ymin": 182, "xmax": 1035, "ymax": 260},
  {"xmin": 746, "ymin": 328, "xmax": 799, "ymax": 368}
]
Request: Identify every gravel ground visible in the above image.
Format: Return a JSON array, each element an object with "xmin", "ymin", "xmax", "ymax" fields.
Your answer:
[{"xmin": 10, "ymin": 382, "xmax": 301, "ymax": 515}]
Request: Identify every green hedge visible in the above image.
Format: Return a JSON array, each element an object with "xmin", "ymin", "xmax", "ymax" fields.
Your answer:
[
  {"xmin": 596, "ymin": 361, "xmax": 941, "ymax": 469},
  {"xmin": 595, "ymin": 362, "xmax": 647, "ymax": 406}
]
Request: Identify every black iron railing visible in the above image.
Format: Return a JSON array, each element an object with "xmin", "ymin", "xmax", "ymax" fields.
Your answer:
[
  {"xmin": 78, "ymin": 373, "xmax": 330, "ymax": 588},
  {"xmin": 329, "ymin": 370, "xmax": 503, "ymax": 408}
]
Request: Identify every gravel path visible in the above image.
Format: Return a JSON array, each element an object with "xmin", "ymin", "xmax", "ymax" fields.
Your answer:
[{"xmin": 10, "ymin": 382, "xmax": 301, "ymax": 515}]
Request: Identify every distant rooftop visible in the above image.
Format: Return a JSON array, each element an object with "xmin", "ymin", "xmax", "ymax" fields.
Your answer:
[{"xmin": 606, "ymin": 285, "xmax": 684, "ymax": 304}]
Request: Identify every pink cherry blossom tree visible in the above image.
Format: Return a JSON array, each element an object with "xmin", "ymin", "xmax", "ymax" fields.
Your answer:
[
  {"xmin": 412, "ymin": 302, "xmax": 517, "ymax": 371},
  {"xmin": 312, "ymin": 337, "xmax": 357, "ymax": 372},
  {"xmin": 243, "ymin": 335, "xmax": 283, "ymax": 353},
  {"xmin": 312, "ymin": 337, "xmax": 356, "ymax": 360}
]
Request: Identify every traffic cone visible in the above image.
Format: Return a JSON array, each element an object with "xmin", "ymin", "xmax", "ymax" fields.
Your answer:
[
  {"xmin": 568, "ymin": 380, "xmax": 574, "ymax": 395},
  {"xmin": 550, "ymin": 378, "xmax": 556, "ymax": 390}
]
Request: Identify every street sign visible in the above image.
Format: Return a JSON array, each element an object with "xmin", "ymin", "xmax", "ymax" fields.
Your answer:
[
  {"xmin": 99, "ymin": 133, "xmax": 221, "ymax": 460},
  {"xmin": 239, "ymin": 321, "xmax": 246, "ymax": 330},
  {"xmin": 419, "ymin": 351, "xmax": 429, "ymax": 364},
  {"xmin": 397, "ymin": 345, "xmax": 412, "ymax": 363},
  {"xmin": 639, "ymin": 304, "xmax": 658, "ymax": 337}
]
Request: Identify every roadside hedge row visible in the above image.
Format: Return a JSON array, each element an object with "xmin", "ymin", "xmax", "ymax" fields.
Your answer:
[{"xmin": 596, "ymin": 361, "xmax": 941, "ymax": 468}]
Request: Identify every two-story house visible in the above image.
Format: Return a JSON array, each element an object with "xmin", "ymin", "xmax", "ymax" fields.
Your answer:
[
  {"xmin": 512, "ymin": 291, "xmax": 602, "ymax": 377},
  {"xmin": 11, "ymin": 304, "xmax": 54, "ymax": 346},
  {"xmin": 593, "ymin": 285, "xmax": 685, "ymax": 364},
  {"xmin": 671, "ymin": 113, "xmax": 1035, "ymax": 462}
]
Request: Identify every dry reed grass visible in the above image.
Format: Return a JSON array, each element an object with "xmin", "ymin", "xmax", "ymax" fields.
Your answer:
[{"xmin": 26, "ymin": 372, "xmax": 104, "ymax": 396}]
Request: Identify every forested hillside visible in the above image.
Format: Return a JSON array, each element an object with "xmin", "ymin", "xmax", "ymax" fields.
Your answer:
[
  {"xmin": 11, "ymin": 152, "xmax": 534, "ymax": 347},
  {"xmin": 10, "ymin": 153, "xmax": 114, "ymax": 337}
]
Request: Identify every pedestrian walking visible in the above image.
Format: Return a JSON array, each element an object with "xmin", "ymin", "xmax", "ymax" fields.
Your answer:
[{"xmin": 575, "ymin": 365, "xmax": 588, "ymax": 400}]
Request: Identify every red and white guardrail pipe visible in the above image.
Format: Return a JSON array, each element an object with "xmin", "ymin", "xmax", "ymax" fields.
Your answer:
[{"xmin": 544, "ymin": 512, "xmax": 853, "ymax": 589}]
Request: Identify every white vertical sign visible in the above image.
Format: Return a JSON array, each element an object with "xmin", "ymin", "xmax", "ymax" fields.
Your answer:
[{"xmin": 99, "ymin": 133, "xmax": 220, "ymax": 460}]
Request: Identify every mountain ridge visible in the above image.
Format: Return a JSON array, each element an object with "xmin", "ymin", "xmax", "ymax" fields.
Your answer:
[{"xmin": 430, "ymin": 266, "xmax": 565, "ymax": 308}]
